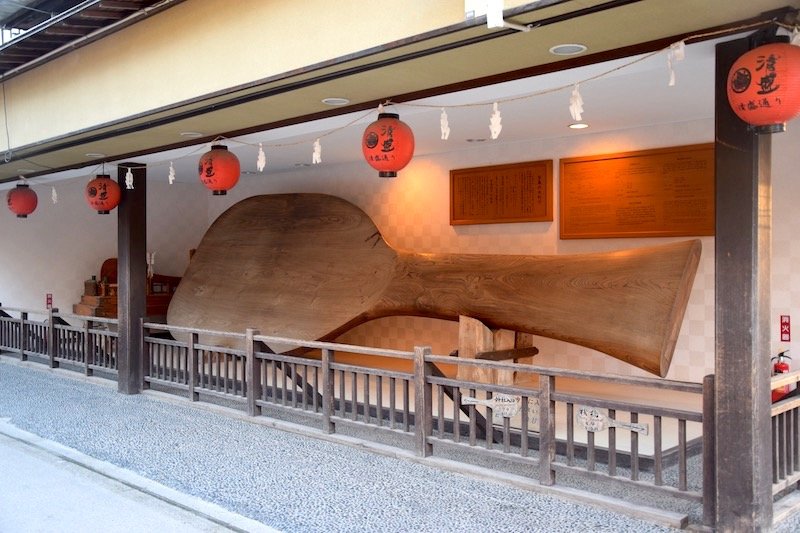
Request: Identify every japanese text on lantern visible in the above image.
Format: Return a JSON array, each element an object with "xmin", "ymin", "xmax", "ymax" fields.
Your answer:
[
  {"xmin": 450, "ymin": 160, "xmax": 553, "ymax": 225},
  {"xmin": 730, "ymin": 52, "xmax": 783, "ymax": 113}
]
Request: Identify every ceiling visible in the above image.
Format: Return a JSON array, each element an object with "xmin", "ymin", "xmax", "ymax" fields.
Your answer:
[{"xmin": 0, "ymin": 0, "xmax": 798, "ymax": 189}]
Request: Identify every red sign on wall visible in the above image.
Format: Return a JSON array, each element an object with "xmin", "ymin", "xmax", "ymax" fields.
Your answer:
[{"xmin": 780, "ymin": 315, "xmax": 791, "ymax": 342}]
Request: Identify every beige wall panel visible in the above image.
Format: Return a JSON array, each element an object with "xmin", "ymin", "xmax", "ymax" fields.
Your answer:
[{"xmin": 3, "ymin": 0, "xmax": 467, "ymax": 147}]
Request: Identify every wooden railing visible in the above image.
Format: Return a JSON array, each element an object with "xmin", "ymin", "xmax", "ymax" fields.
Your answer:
[
  {"xmin": 0, "ymin": 305, "xmax": 117, "ymax": 375},
  {"xmin": 139, "ymin": 322, "xmax": 711, "ymax": 524},
  {"xmin": 16, "ymin": 304, "xmax": 800, "ymax": 527},
  {"xmin": 771, "ymin": 370, "xmax": 800, "ymax": 495}
]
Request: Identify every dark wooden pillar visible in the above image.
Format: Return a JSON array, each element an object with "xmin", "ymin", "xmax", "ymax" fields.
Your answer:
[
  {"xmin": 117, "ymin": 163, "xmax": 147, "ymax": 394},
  {"xmin": 714, "ymin": 37, "xmax": 772, "ymax": 530}
]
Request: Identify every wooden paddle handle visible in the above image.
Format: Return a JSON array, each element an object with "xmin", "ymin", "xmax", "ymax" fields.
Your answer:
[{"xmin": 367, "ymin": 239, "xmax": 701, "ymax": 377}]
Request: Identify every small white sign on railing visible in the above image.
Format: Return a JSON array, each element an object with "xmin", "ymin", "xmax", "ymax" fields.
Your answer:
[
  {"xmin": 576, "ymin": 406, "xmax": 649, "ymax": 435},
  {"xmin": 462, "ymin": 393, "xmax": 539, "ymax": 425}
]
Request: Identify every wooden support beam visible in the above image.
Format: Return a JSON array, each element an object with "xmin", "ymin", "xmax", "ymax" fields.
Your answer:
[
  {"xmin": 456, "ymin": 316, "xmax": 495, "ymax": 383},
  {"xmin": 714, "ymin": 36, "xmax": 773, "ymax": 531},
  {"xmin": 476, "ymin": 346, "xmax": 540, "ymax": 362},
  {"xmin": 117, "ymin": 163, "xmax": 146, "ymax": 394},
  {"xmin": 456, "ymin": 316, "xmax": 538, "ymax": 385}
]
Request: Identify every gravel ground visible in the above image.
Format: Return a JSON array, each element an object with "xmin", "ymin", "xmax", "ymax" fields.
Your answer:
[{"xmin": 1, "ymin": 356, "xmax": 797, "ymax": 532}]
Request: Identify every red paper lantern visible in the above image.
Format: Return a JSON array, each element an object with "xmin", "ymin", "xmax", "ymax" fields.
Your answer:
[
  {"xmin": 362, "ymin": 113, "xmax": 415, "ymax": 177},
  {"xmin": 85, "ymin": 174, "xmax": 121, "ymax": 214},
  {"xmin": 6, "ymin": 183, "xmax": 38, "ymax": 218},
  {"xmin": 198, "ymin": 144, "xmax": 240, "ymax": 195},
  {"xmin": 727, "ymin": 42, "xmax": 800, "ymax": 133}
]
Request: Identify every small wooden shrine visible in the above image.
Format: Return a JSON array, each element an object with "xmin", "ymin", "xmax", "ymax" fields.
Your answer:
[{"xmin": 73, "ymin": 258, "xmax": 181, "ymax": 319}]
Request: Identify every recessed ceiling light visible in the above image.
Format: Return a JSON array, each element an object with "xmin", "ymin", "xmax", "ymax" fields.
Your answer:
[
  {"xmin": 569, "ymin": 122, "xmax": 590, "ymax": 129},
  {"xmin": 321, "ymin": 97, "xmax": 350, "ymax": 106},
  {"xmin": 16, "ymin": 168, "xmax": 37, "ymax": 173},
  {"xmin": 85, "ymin": 152, "xmax": 106, "ymax": 158},
  {"xmin": 180, "ymin": 131, "xmax": 204, "ymax": 138},
  {"xmin": 549, "ymin": 43, "xmax": 588, "ymax": 56}
]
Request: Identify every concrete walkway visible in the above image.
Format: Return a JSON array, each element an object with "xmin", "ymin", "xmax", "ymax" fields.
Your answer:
[
  {"xmin": 1, "ymin": 355, "xmax": 799, "ymax": 532},
  {"xmin": 0, "ymin": 427, "xmax": 276, "ymax": 533}
]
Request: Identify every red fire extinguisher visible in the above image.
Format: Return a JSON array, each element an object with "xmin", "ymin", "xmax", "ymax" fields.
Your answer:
[{"xmin": 771, "ymin": 350, "xmax": 792, "ymax": 402}]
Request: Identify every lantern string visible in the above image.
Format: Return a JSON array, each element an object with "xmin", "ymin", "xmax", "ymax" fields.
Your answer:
[
  {"xmin": 397, "ymin": 19, "xmax": 773, "ymax": 112},
  {"xmin": 224, "ymin": 107, "xmax": 376, "ymax": 154},
  {"xmin": 9, "ymin": 17, "xmax": 780, "ymax": 187}
]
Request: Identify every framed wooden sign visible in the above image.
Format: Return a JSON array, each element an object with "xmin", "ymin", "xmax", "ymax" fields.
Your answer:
[
  {"xmin": 559, "ymin": 144, "xmax": 714, "ymax": 239},
  {"xmin": 450, "ymin": 160, "xmax": 553, "ymax": 225}
]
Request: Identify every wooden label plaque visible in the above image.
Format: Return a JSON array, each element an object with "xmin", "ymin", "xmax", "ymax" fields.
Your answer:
[
  {"xmin": 559, "ymin": 144, "xmax": 714, "ymax": 239},
  {"xmin": 450, "ymin": 160, "xmax": 553, "ymax": 225}
]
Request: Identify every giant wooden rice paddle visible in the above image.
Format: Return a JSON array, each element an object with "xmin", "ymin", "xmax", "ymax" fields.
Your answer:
[{"xmin": 167, "ymin": 193, "xmax": 701, "ymax": 377}]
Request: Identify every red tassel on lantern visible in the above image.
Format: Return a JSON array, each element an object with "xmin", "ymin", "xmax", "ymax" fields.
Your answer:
[
  {"xmin": 6, "ymin": 183, "xmax": 38, "ymax": 218},
  {"xmin": 727, "ymin": 41, "xmax": 800, "ymax": 133},
  {"xmin": 198, "ymin": 144, "xmax": 240, "ymax": 195},
  {"xmin": 85, "ymin": 174, "xmax": 121, "ymax": 214},
  {"xmin": 362, "ymin": 113, "xmax": 415, "ymax": 178}
]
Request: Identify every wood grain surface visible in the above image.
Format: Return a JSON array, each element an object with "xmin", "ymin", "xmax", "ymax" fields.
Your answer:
[{"xmin": 167, "ymin": 194, "xmax": 701, "ymax": 376}]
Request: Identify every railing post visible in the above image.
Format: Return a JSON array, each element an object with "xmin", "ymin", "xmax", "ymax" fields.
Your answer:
[
  {"xmin": 47, "ymin": 308, "xmax": 59, "ymax": 368},
  {"xmin": 188, "ymin": 332, "xmax": 199, "ymax": 401},
  {"xmin": 703, "ymin": 374, "xmax": 717, "ymax": 528},
  {"xmin": 245, "ymin": 328, "xmax": 260, "ymax": 416},
  {"xmin": 413, "ymin": 346, "xmax": 433, "ymax": 457},
  {"xmin": 83, "ymin": 319, "xmax": 94, "ymax": 377},
  {"xmin": 321, "ymin": 348, "xmax": 335, "ymax": 434},
  {"xmin": 538, "ymin": 373, "xmax": 556, "ymax": 485},
  {"xmin": 140, "ymin": 318, "xmax": 149, "ymax": 390},
  {"xmin": 19, "ymin": 311, "xmax": 28, "ymax": 361}
]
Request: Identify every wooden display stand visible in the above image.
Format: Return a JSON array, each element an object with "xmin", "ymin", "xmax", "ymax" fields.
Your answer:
[
  {"xmin": 455, "ymin": 316, "xmax": 538, "ymax": 385},
  {"xmin": 73, "ymin": 258, "xmax": 181, "ymax": 319}
]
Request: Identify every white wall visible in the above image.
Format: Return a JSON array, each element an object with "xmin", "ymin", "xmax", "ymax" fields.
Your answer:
[
  {"xmin": 771, "ymin": 126, "xmax": 800, "ymax": 360},
  {"xmin": 2, "ymin": 0, "xmax": 468, "ymax": 147},
  {"xmin": 0, "ymin": 178, "xmax": 206, "ymax": 313},
  {"xmin": 3, "ymin": 118, "xmax": 798, "ymax": 383}
]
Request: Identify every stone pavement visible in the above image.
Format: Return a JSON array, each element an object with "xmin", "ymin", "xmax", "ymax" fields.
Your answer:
[{"xmin": 0, "ymin": 427, "xmax": 277, "ymax": 533}]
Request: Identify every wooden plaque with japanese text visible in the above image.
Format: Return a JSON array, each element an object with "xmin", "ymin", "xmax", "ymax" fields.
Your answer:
[
  {"xmin": 450, "ymin": 160, "xmax": 553, "ymax": 225},
  {"xmin": 559, "ymin": 144, "xmax": 714, "ymax": 239}
]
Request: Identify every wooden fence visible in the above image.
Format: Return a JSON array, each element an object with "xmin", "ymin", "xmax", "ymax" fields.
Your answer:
[
  {"xmin": 771, "ymin": 370, "xmax": 800, "ymax": 495},
  {"xmin": 0, "ymin": 306, "xmax": 117, "ymax": 376},
  {"xmin": 3, "ymin": 304, "xmax": 799, "ymax": 527}
]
